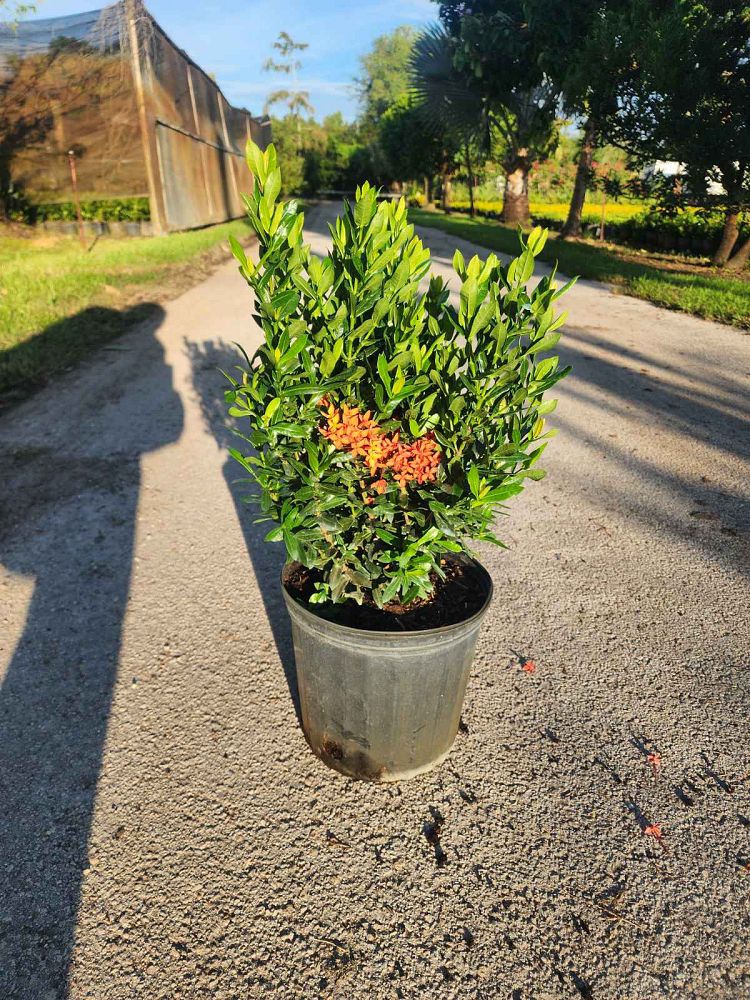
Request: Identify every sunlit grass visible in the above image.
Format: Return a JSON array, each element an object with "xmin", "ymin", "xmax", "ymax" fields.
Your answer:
[
  {"xmin": 409, "ymin": 208, "xmax": 750, "ymax": 329},
  {"xmin": 0, "ymin": 219, "xmax": 250, "ymax": 395}
]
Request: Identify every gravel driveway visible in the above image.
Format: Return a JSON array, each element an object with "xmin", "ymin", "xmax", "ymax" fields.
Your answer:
[{"xmin": 1, "ymin": 201, "xmax": 749, "ymax": 999}]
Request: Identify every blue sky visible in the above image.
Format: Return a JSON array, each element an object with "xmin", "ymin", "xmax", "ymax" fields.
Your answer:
[{"xmin": 25, "ymin": 0, "xmax": 436, "ymax": 119}]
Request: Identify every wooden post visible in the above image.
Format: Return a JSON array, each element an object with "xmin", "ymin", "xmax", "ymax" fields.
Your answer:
[
  {"xmin": 126, "ymin": 0, "xmax": 166, "ymax": 233},
  {"xmin": 67, "ymin": 149, "xmax": 86, "ymax": 250},
  {"xmin": 187, "ymin": 65, "xmax": 215, "ymax": 218},
  {"xmin": 217, "ymin": 92, "xmax": 241, "ymax": 213}
]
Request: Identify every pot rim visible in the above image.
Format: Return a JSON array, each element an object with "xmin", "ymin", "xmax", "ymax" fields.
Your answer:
[{"xmin": 281, "ymin": 556, "xmax": 494, "ymax": 642}]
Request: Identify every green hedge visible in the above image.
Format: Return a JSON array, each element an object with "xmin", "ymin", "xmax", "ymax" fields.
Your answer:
[
  {"xmin": 451, "ymin": 201, "xmax": 744, "ymax": 257},
  {"xmin": 33, "ymin": 196, "xmax": 151, "ymax": 223},
  {"xmin": 587, "ymin": 207, "xmax": 749, "ymax": 255}
]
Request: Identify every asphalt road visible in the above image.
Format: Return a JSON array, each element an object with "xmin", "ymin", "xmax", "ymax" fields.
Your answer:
[{"xmin": 1, "ymin": 201, "xmax": 749, "ymax": 999}]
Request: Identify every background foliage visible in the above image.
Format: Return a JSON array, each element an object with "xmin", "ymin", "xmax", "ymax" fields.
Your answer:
[{"xmin": 261, "ymin": 4, "xmax": 750, "ymax": 273}]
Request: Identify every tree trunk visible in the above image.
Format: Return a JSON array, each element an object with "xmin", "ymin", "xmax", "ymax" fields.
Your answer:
[
  {"xmin": 561, "ymin": 118, "xmax": 596, "ymax": 239},
  {"xmin": 441, "ymin": 171, "xmax": 453, "ymax": 213},
  {"xmin": 713, "ymin": 208, "xmax": 740, "ymax": 266},
  {"xmin": 465, "ymin": 143, "xmax": 475, "ymax": 218},
  {"xmin": 725, "ymin": 234, "xmax": 750, "ymax": 271},
  {"xmin": 502, "ymin": 160, "xmax": 530, "ymax": 225}
]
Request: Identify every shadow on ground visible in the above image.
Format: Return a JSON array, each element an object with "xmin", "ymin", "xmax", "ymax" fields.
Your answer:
[
  {"xmin": 186, "ymin": 338, "xmax": 301, "ymax": 721},
  {"xmin": 555, "ymin": 328, "xmax": 750, "ymax": 579},
  {"xmin": 0, "ymin": 305, "xmax": 182, "ymax": 998},
  {"xmin": 0, "ymin": 303, "xmax": 164, "ymax": 408}
]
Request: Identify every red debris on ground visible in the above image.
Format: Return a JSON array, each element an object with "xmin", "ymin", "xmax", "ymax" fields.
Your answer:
[
  {"xmin": 522, "ymin": 660, "xmax": 536, "ymax": 674},
  {"xmin": 644, "ymin": 823, "xmax": 665, "ymax": 843}
]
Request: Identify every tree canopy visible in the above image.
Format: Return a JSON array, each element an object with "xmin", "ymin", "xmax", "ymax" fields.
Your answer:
[
  {"xmin": 356, "ymin": 26, "xmax": 417, "ymax": 133},
  {"xmin": 600, "ymin": 0, "xmax": 750, "ymax": 266},
  {"xmin": 254, "ymin": 4, "xmax": 750, "ymax": 271}
]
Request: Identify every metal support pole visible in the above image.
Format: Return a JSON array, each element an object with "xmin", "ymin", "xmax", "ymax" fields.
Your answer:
[
  {"xmin": 126, "ymin": 0, "xmax": 166, "ymax": 234},
  {"xmin": 67, "ymin": 149, "xmax": 86, "ymax": 250}
]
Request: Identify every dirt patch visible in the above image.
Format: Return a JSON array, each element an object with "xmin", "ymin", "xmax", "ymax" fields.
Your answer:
[
  {"xmin": 97, "ymin": 238, "xmax": 254, "ymax": 311},
  {"xmin": 283, "ymin": 554, "xmax": 489, "ymax": 632},
  {"xmin": 0, "ymin": 445, "xmax": 138, "ymax": 544}
]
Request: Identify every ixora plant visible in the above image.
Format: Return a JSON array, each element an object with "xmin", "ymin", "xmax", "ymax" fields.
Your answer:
[{"xmin": 225, "ymin": 141, "xmax": 573, "ymax": 781}]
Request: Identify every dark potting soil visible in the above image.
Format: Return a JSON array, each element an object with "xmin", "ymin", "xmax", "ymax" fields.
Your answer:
[{"xmin": 282, "ymin": 556, "xmax": 489, "ymax": 632}]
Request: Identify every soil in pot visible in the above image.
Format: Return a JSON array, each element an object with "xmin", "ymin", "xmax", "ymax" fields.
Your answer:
[{"xmin": 283, "ymin": 554, "xmax": 488, "ymax": 632}]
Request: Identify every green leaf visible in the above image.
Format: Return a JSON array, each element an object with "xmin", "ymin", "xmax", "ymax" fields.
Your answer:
[
  {"xmin": 282, "ymin": 528, "xmax": 301, "ymax": 562},
  {"xmin": 478, "ymin": 483, "xmax": 524, "ymax": 503},
  {"xmin": 270, "ymin": 289, "xmax": 300, "ymax": 320},
  {"xmin": 245, "ymin": 140, "xmax": 265, "ymax": 180},
  {"xmin": 377, "ymin": 353, "xmax": 392, "ymax": 394},
  {"xmin": 517, "ymin": 249, "xmax": 535, "ymax": 284},
  {"xmin": 265, "ymin": 167, "xmax": 281, "ymax": 205},
  {"xmin": 527, "ymin": 333, "xmax": 561, "ymax": 355},
  {"xmin": 305, "ymin": 441, "xmax": 319, "ymax": 473},
  {"xmin": 536, "ymin": 398, "xmax": 557, "ymax": 415},
  {"xmin": 262, "ymin": 397, "xmax": 281, "ymax": 425},
  {"xmin": 228, "ymin": 447, "xmax": 256, "ymax": 473},
  {"xmin": 278, "ymin": 336, "xmax": 308, "ymax": 370},
  {"xmin": 460, "ymin": 276, "xmax": 478, "ymax": 320},
  {"xmin": 467, "ymin": 466, "xmax": 480, "ymax": 499},
  {"xmin": 379, "ymin": 576, "xmax": 401, "ymax": 606},
  {"xmin": 228, "ymin": 234, "xmax": 247, "ymax": 267},
  {"xmin": 270, "ymin": 421, "xmax": 308, "ymax": 438},
  {"xmin": 526, "ymin": 226, "xmax": 548, "ymax": 256}
]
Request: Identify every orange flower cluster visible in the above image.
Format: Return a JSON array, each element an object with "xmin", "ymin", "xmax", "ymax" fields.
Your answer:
[
  {"xmin": 319, "ymin": 401, "xmax": 441, "ymax": 492},
  {"xmin": 387, "ymin": 435, "xmax": 442, "ymax": 490}
]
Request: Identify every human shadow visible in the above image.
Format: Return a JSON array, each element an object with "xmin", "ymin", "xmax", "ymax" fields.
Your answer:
[
  {"xmin": 0, "ymin": 305, "xmax": 183, "ymax": 997},
  {"xmin": 186, "ymin": 338, "xmax": 300, "ymax": 721},
  {"xmin": 0, "ymin": 302, "xmax": 163, "ymax": 408}
]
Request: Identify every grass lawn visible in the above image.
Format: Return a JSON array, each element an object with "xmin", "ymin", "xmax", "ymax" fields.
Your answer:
[
  {"xmin": 0, "ymin": 219, "xmax": 252, "ymax": 400},
  {"xmin": 409, "ymin": 208, "xmax": 750, "ymax": 330}
]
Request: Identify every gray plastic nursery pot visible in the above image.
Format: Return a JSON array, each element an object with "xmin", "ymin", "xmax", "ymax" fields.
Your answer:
[{"xmin": 281, "ymin": 561, "xmax": 493, "ymax": 782}]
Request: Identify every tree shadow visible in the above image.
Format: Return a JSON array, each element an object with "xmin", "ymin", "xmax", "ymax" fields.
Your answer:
[
  {"xmin": 561, "ymin": 327, "xmax": 750, "ymax": 455},
  {"xmin": 552, "ymin": 328, "xmax": 750, "ymax": 578},
  {"xmin": 186, "ymin": 338, "xmax": 300, "ymax": 721},
  {"xmin": 0, "ymin": 304, "xmax": 183, "ymax": 998}
]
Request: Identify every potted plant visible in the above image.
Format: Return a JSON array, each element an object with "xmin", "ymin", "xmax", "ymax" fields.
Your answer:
[{"xmin": 224, "ymin": 142, "xmax": 573, "ymax": 781}]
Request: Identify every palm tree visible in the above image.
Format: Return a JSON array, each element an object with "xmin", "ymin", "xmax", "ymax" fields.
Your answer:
[
  {"xmin": 411, "ymin": 21, "xmax": 559, "ymax": 225},
  {"xmin": 263, "ymin": 32, "xmax": 314, "ymax": 152},
  {"xmin": 410, "ymin": 26, "xmax": 487, "ymax": 213}
]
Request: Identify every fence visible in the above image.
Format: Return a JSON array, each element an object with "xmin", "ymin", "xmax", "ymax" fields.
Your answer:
[{"xmin": 0, "ymin": 1, "xmax": 271, "ymax": 232}]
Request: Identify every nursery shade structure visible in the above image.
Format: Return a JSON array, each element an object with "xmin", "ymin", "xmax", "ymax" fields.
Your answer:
[{"xmin": 0, "ymin": 1, "xmax": 271, "ymax": 231}]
